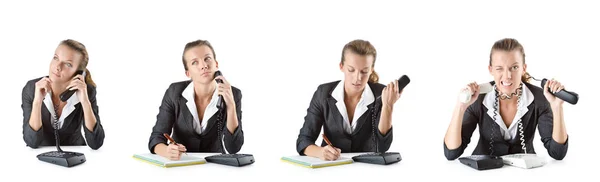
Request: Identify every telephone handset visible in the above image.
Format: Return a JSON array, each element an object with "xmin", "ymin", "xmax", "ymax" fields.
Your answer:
[
  {"xmin": 59, "ymin": 70, "xmax": 86, "ymax": 102},
  {"xmin": 204, "ymin": 70, "xmax": 255, "ymax": 167},
  {"xmin": 459, "ymin": 82, "xmax": 493, "ymax": 103},
  {"xmin": 541, "ymin": 78, "xmax": 579, "ymax": 105},
  {"xmin": 214, "ymin": 70, "xmax": 225, "ymax": 110},
  {"xmin": 352, "ymin": 75, "xmax": 409, "ymax": 165}
]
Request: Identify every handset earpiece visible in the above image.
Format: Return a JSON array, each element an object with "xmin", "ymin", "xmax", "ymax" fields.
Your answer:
[
  {"xmin": 59, "ymin": 70, "xmax": 85, "ymax": 102},
  {"xmin": 459, "ymin": 82, "xmax": 493, "ymax": 103}
]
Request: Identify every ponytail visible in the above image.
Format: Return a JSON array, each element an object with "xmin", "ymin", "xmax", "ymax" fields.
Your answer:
[
  {"xmin": 85, "ymin": 69, "xmax": 96, "ymax": 87},
  {"xmin": 369, "ymin": 70, "xmax": 379, "ymax": 83},
  {"xmin": 522, "ymin": 72, "xmax": 530, "ymax": 83}
]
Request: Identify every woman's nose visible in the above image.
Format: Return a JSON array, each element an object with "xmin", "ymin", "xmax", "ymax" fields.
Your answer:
[
  {"xmin": 200, "ymin": 62, "xmax": 208, "ymax": 70},
  {"xmin": 504, "ymin": 70, "xmax": 512, "ymax": 79},
  {"xmin": 54, "ymin": 63, "xmax": 61, "ymax": 72},
  {"xmin": 356, "ymin": 72, "xmax": 362, "ymax": 81}
]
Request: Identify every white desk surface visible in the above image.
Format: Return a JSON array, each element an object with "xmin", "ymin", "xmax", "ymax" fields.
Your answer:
[{"xmin": 7, "ymin": 147, "xmax": 595, "ymax": 182}]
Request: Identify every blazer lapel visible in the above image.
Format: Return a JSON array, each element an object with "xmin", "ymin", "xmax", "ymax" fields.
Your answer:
[
  {"xmin": 326, "ymin": 97, "xmax": 346, "ymax": 135},
  {"xmin": 352, "ymin": 104, "xmax": 374, "ymax": 135},
  {"xmin": 179, "ymin": 97, "xmax": 196, "ymax": 135},
  {"xmin": 353, "ymin": 83, "xmax": 378, "ymax": 135},
  {"xmin": 202, "ymin": 112, "xmax": 220, "ymax": 137}
]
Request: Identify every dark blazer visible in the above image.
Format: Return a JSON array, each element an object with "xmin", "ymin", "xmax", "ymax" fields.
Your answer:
[
  {"xmin": 148, "ymin": 80, "xmax": 244, "ymax": 154},
  {"xmin": 296, "ymin": 81, "xmax": 393, "ymax": 155},
  {"xmin": 444, "ymin": 81, "xmax": 569, "ymax": 160},
  {"xmin": 21, "ymin": 77, "xmax": 105, "ymax": 149}
]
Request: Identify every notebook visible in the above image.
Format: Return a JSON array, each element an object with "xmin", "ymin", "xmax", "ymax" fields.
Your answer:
[
  {"xmin": 133, "ymin": 153, "xmax": 206, "ymax": 168},
  {"xmin": 281, "ymin": 156, "xmax": 353, "ymax": 168}
]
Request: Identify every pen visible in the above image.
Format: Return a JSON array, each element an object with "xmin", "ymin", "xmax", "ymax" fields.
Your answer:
[
  {"xmin": 163, "ymin": 133, "xmax": 187, "ymax": 155},
  {"xmin": 322, "ymin": 134, "xmax": 334, "ymax": 148}
]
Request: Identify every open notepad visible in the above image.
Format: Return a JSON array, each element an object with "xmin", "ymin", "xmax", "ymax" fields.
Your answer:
[
  {"xmin": 281, "ymin": 156, "xmax": 353, "ymax": 168},
  {"xmin": 133, "ymin": 153, "xmax": 206, "ymax": 168}
]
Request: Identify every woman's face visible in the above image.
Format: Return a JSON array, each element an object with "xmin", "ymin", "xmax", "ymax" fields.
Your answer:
[
  {"xmin": 489, "ymin": 50, "xmax": 527, "ymax": 95},
  {"xmin": 49, "ymin": 44, "xmax": 82, "ymax": 84},
  {"xmin": 340, "ymin": 51, "xmax": 373, "ymax": 95},
  {"xmin": 184, "ymin": 45, "xmax": 218, "ymax": 84}
]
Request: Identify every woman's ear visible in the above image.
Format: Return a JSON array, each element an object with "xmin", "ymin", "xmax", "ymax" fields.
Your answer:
[
  {"xmin": 523, "ymin": 63, "xmax": 527, "ymax": 73},
  {"xmin": 185, "ymin": 70, "xmax": 191, "ymax": 78},
  {"xmin": 215, "ymin": 60, "xmax": 219, "ymax": 68},
  {"xmin": 488, "ymin": 65, "xmax": 493, "ymax": 75},
  {"xmin": 339, "ymin": 63, "xmax": 343, "ymax": 72}
]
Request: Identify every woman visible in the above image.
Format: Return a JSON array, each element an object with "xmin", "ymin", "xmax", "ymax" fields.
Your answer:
[
  {"xmin": 22, "ymin": 39, "xmax": 105, "ymax": 150},
  {"xmin": 443, "ymin": 38, "xmax": 569, "ymax": 160},
  {"xmin": 296, "ymin": 39, "xmax": 402, "ymax": 161},
  {"xmin": 148, "ymin": 39, "xmax": 244, "ymax": 161}
]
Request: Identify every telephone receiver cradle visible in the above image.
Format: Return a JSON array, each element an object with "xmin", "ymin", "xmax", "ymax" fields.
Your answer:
[
  {"xmin": 352, "ymin": 75, "xmax": 409, "ymax": 165},
  {"xmin": 59, "ymin": 70, "xmax": 86, "ymax": 102}
]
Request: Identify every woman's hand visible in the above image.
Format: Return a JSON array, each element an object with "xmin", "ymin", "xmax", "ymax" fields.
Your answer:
[
  {"xmin": 215, "ymin": 75, "xmax": 235, "ymax": 109},
  {"xmin": 381, "ymin": 79, "xmax": 401, "ymax": 109},
  {"xmin": 318, "ymin": 145, "xmax": 341, "ymax": 161},
  {"xmin": 33, "ymin": 77, "xmax": 52, "ymax": 103},
  {"xmin": 66, "ymin": 74, "xmax": 89, "ymax": 103}
]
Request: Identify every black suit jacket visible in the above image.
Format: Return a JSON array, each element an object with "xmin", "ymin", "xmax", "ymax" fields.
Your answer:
[
  {"xmin": 444, "ymin": 81, "xmax": 569, "ymax": 160},
  {"xmin": 148, "ymin": 80, "xmax": 244, "ymax": 154},
  {"xmin": 296, "ymin": 81, "xmax": 393, "ymax": 155},
  {"xmin": 21, "ymin": 77, "xmax": 105, "ymax": 149}
]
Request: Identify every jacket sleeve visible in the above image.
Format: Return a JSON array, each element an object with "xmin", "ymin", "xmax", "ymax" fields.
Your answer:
[
  {"xmin": 538, "ymin": 101, "xmax": 568, "ymax": 160},
  {"xmin": 148, "ymin": 85, "xmax": 177, "ymax": 154},
  {"xmin": 374, "ymin": 102, "xmax": 393, "ymax": 152},
  {"xmin": 223, "ymin": 89, "xmax": 244, "ymax": 154},
  {"xmin": 444, "ymin": 104, "xmax": 479, "ymax": 160},
  {"xmin": 82, "ymin": 85, "xmax": 105, "ymax": 150},
  {"xmin": 22, "ymin": 80, "xmax": 44, "ymax": 148},
  {"xmin": 296, "ymin": 86, "xmax": 325, "ymax": 155}
]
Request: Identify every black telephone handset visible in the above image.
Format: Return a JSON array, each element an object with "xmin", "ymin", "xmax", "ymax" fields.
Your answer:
[
  {"xmin": 214, "ymin": 70, "xmax": 226, "ymax": 110},
  {"xmin": 541, "ymin": 78, "xmax": 579, "ymax": 105},
  {"xmin": 352, "ymin": 75, "xmax": 410, "ymax": 165},
  {"xmin": 59, "ymin": 70, "xmax": 86, "ymax": 102},
  {"xmin": 204, "ymin": 70, "xmax": 255, "ymax": 167}
]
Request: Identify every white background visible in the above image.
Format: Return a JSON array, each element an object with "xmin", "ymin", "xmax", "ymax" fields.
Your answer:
[{"xmin": 1, "ymin": 0, "xmax": 598, "ymax": 181}]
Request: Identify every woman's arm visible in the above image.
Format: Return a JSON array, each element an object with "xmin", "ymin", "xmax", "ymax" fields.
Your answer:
[
  {"xmin": 538, "ymin": 79, "xmax": 569, "ymax": 160},
  {"xmin": 81, "ymin": 85, "xmax": 105, "ymax": 150},
  {"xmin": 222, "ymin": 88, "xmax": 244, "ymax": 154},
  {"xmin": 444, "ymin": 83, "xmax": 480, "ymax": 160},
  {"xmin": 22, "ymin": 79, "xmax": 47, "ymax": 148},
  {"xmin": 296, "ymin": 85, "xmax": 340, "ymax": 160}
]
